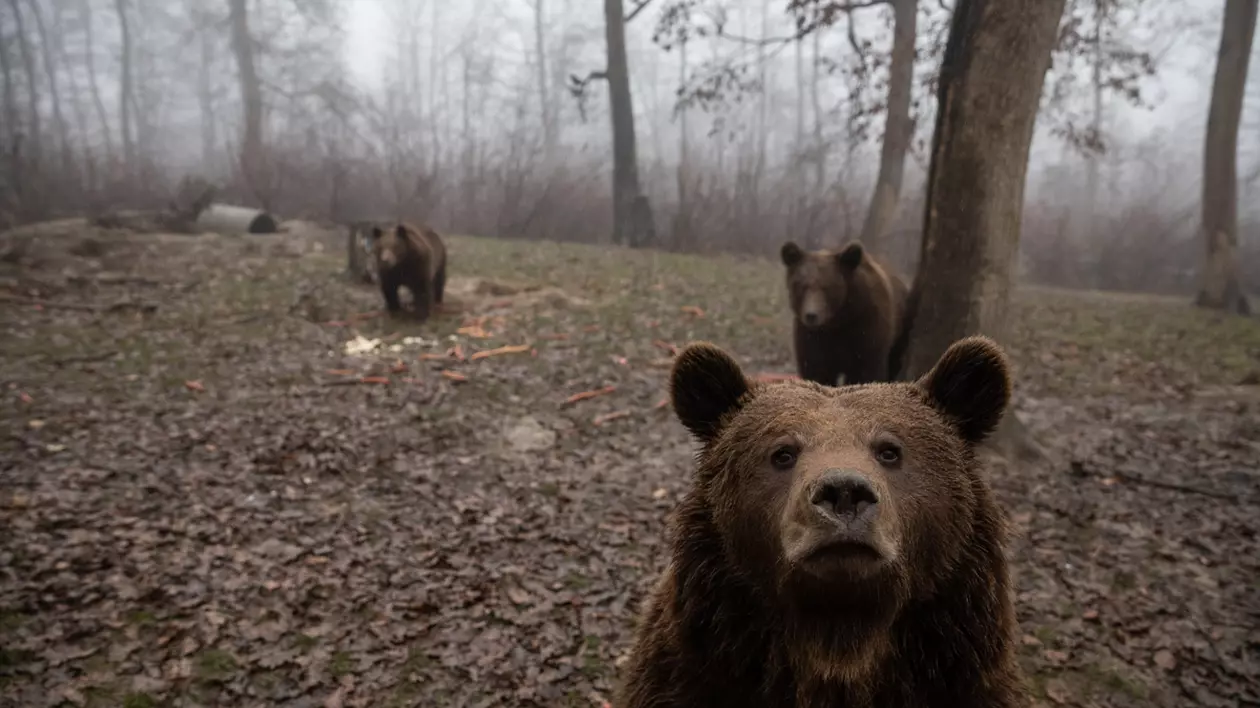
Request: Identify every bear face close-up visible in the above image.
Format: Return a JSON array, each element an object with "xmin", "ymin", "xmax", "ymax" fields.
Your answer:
[{"xmin": 617, "ymin": 336, "xmax": 1026, "ymax": 708}]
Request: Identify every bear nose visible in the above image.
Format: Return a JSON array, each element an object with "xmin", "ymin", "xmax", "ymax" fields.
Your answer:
[
  {"xmin": 802, "ymin": 312, "xmax": 820, "ymax": 326},
  {"xmin": 810, "ymin": 470, "xmax": 879, "ymax": 520}
]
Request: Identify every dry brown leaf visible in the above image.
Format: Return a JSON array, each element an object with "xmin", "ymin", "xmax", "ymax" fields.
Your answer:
[
  {"xmin": 441, "ymin": 370, "xmax": 468, "ymax": 383},
  {"xmin": 18, "ymin": 391, "xmax": 32, "ymax": 404},
  {"xmin": 593, "ymin": 410, "xmax": 632, "ymax": 426},
  {"xmin": 680, "ymin": 305, "xmax": 705, "ymax": 317},
  {"xmin": 563, "ymin": 385, "xmax": 616, "ymax": 406},
  {"xmin": 390, "ymin": 361, "xmax": 409, "ymax": 373},
  {"xmin": 457, "ymin": 325, "xmax": 492, "ymax": 338},
  {"xmin": 184, "ymin": 380, "xmax": 205, "ymax": 392},
  {"xmin": 469, "ymin": 344, "xmax": 531, "ymax": 361},
  {"xmin": 359, "ymin": 376, "xmax": 390, "ymax": 384}
]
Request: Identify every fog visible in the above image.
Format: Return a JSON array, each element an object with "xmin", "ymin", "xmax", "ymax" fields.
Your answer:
[{"xmin": 1, "ymin": 0, "xmax": 1257, "ymax": 293}]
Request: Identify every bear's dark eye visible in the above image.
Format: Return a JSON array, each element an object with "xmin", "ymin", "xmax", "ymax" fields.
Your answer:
[
  {"xmin": 770, "ymin": 446, "xmax": 798, "ymax": 470},
  {"xmin": 875, "ymin": 444, "xmax": 902, "ymax": 466}
]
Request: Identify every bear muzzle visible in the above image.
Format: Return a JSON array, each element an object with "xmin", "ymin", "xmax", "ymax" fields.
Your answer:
[{"xmin": 784, "ymin": 469, "xmax": 896, "ymax": 577}]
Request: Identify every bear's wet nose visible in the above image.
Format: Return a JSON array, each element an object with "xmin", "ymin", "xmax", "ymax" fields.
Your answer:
[
  {"xmin": 810, "ymin": 470, "xmax": 879, "ymax": 520},
  {"xmin": 801, "ymin": 312, "xmax": 821, "ymax": 326}
]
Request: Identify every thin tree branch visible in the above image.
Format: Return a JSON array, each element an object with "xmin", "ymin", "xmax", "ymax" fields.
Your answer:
[{"xmin": 625, "ymin": 0, "xmax": 655, "ymax": 23}]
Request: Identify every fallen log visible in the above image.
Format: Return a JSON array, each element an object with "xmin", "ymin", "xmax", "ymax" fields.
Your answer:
[{"xmin": 195, "ymin": 204, "xmax": 279, "ymax": 235}]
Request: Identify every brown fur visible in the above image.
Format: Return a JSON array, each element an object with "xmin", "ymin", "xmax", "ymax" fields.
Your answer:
[
  {"xmin": 781, "ymin": 240, "xmax": 909, "ymax": 386},
  {"xmin": 371, "ymin": 222, "xmax": 447, "ymax": 322},
  {"xmin": 617, "ymin": 337, "xmax": 1025, "ymax": 708}
]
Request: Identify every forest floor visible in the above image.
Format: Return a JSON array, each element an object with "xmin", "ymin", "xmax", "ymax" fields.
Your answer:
[{"xmin": 1, "ymin": 222, "xmax": 1258, "ymax": 708}]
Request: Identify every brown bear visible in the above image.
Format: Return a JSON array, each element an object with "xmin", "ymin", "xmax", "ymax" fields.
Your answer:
[
  {"xmin": 370, "ymin": 221, "xmax": 447, "ymax": 322},
  {"xmin": 616, "ymin": 336, "xmax": 1025, "ymax": 708},
  {"xmin": 780, "ymin": 240, "xmax": 909, "ymax": 386}
]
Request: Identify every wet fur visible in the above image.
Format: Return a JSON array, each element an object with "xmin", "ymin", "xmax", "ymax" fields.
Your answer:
[
  {"xmin": 372, "ymin": 222, "xmax": 447, "ymax": 322},
  {"xmin": 616, "ymin": 338, "xmax": 1025, "ymax": 708},
  {"xmin": 781, "ymin": 241, "xmax": 909, "ymax": 386}
]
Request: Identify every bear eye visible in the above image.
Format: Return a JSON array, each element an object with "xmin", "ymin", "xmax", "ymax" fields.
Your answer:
[
  {"xmin": 875, "ymin": 443, "xmax": 902, "ymax": 466},
  {"xmin": 770, "ymin": 446, "xmax": 798, "ymax": 470}
]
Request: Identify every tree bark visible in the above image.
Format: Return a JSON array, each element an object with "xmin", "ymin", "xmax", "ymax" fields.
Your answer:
[
  {"xmin": 114, "ymin": 0, "xmax": 134, "ymax": 168},
  {"xmin": 227, "ymin": 0, "xmax": 266, "ymax": 205},
  {"xmin": 899, "ymin": 0, "xmax": 1067, "ymax": 458},
  {"xmin": 857, "ymin": 0, "xmax": 917, "ymax": 250},
  {"xmin": 604, "ymin": 0, "xmax": 653, "ymax": 248},
  {"xmin": 1196, "ymin": 0, "xmax": 1256, "ymax": 315},
  {"xmin": 902, "ymin": 0, "xmax": 1066, "ymax": 377}
]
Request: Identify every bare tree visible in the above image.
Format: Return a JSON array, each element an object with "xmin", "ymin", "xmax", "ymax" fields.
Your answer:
[
  {"xmin": 228, "ymin": 0, "xmax": 266, "ymax": 205},
  {"xmin": 1196, "ymin": 0, "xmax": 1256, "ymax": 315},
  {"xmin": 80, "ymin": 0, "xmax": 113, "ymax": 160},
  {"xmin": 530, "ymin": 0, "xmax": 558, "ymax": 161},
  {"xmin": 114, "ymin": 0, "xmax": 134, "ymax": 168},
  {"xmin": 857, "ymin": 0, "xmax": 917, "ymax": 249},
  {"xmin": 26, "ymin": 0, "xmax": 69, "ymax": 173},
  {"xmin": 897, "ymin": 0, "xmax": 1066, "ymax": 456},
  {"xmin": 7, "ymin": 0, "xmax": 41, "ymax": 167},
  {"xmin": 605, "ymin": 0, "xmax": 655, "ymax": 247}
]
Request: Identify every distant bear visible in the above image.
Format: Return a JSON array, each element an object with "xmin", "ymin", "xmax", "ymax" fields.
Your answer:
[
  {"xmin": 780, "ymin": 240, "xmax": 909, "ymax": 386},
  {"xmin": 370, "ymin": 222, "xmax": 447, "ymax": 322},
  {"xmin": 617, "ymin": 336, "xmax": 1025, "ymax": 708}
]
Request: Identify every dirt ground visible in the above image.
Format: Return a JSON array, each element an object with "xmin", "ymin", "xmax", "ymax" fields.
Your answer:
[{"xmin": 1, "ymin": 223, "xmax": 1258, "ymax": 708}]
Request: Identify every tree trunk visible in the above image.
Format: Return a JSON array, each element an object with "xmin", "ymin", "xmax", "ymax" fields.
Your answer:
[
  {"xmin": 227, "ymin": 0, "xmax": 266, "ymax": 205},
  {"xmin": 810, "ymin": 29, "xmax": 824, "ymax": 202},
  {"xmin": 0, "ymin": 9, "xmax": 17, "ymax": 153},
  {"xmin": 857, "ymin": 0, "xmax": 917, "ymax": 250},
  {"xmin": 604, "ymin": 0, "xmax": 653, "ymax": 248},
  {"xmin": 899, "ymin": 0, "xmax": 1067, "ymax": 458},
  {"xmin": 26, "ymin": 0, "xmax": 69, "ymax": 174},
  {"xmin": 81, "ymin": 0, "xmax": 113, "ymax": 161},
  {"xmin": 197, "ymin": 18, "xmax": 218, "ymax": 170},
  {"xmin": 533, "ymin": 0, "xmax": 557, "ymax": 162},
  {"xmin": 7, "ymin": 0, "xmax": 41, "ymax": 167},
  {"xmin": 114, "ymin": 0, "xmax": 134, "ymax": 168},
  {"xmin": 1196, "ymin": 0, "xmax": 1256, "ymax": 315}
]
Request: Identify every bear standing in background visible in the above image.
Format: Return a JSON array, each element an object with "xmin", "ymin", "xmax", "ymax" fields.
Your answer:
[
  {"xmin": 370, "ymin": 222, "xmax": 447, "ymax": 322},
  {"xmin": 781, "ymin": 240, "xmax": 909, "ymax": 386},
  {"xmin": 616, "ymin": 336, "xmax": 1026, "ymax": 708}
]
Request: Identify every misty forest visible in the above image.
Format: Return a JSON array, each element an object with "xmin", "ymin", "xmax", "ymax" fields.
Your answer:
[{"xmin": 1, "ymin": 0, "xmax": 1258, "ymax": 705}]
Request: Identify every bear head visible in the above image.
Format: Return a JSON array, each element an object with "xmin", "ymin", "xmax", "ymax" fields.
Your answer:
[
  {"xmin": 780, "ymin": 240, "xmax": 866, "ymax": 329},
  {"xmin": 369, "ymin": 223, "xmax": 412, "ymax": 269},
  {"xmin": 669, "ymin": 336, "xmax": 1011, "ymax": 671}
]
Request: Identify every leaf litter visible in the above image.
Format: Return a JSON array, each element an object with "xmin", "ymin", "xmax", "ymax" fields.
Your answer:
[{"xmin": 0, "ymin": 228, "xmax": 1257, "ymax": 707}]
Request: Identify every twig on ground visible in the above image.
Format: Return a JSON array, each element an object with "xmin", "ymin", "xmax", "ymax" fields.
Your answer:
[{"xmin": 563, "ymin": 385, "xmax": 617, "ymax": 407}]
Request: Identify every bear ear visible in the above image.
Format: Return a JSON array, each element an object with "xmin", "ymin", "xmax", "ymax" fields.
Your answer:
[
  {"xmin": 836, "ymin": 242, "xmax": 864, "ymax": 270},
  {"xmin": 369, "ymin": 225, "xmax": 383, "ymax": 240},
  {"xmin": 670, "ymin": 342, "xmax": 752, "ymax": 443},
  {"xmin": 916, "ymin": 336, "xmax": 1011, "ymax": 446},
  {"xmin": 781, "ymin": 241, "xmax": 805, "ymax": 268},
  {"xmin": 394, "ymin": 224, "xmax": 409, "ymax": 239}
]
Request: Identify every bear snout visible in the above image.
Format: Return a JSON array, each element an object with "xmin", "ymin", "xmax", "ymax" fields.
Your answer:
[{"xmin": 809, "ymin": 469, "xmax": 879, "ymax": 526}]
